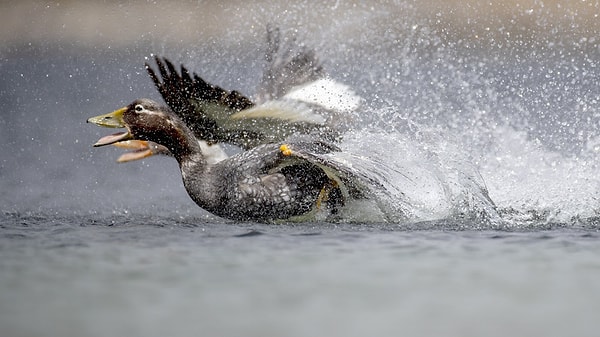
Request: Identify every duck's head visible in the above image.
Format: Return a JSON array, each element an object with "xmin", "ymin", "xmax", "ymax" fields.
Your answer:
[{"xmin": 88, "ymin": 98, "xmax": 196, "ymax": 159}]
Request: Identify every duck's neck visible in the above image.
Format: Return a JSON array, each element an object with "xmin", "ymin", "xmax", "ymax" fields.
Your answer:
[
  {"xmin": 165, "ymin": 121, "xmax": 223, "ymax": 212},
  {"xmin": 159, "ymin": 121, "xmax": 203, "ymax": 165},
  {"xmin": 168, "ymin": 125, "xmax": 211, "ymax": 182},
  {"xmin": 178, "ymin": 152, "xmax": 224, "ymax": 215}
]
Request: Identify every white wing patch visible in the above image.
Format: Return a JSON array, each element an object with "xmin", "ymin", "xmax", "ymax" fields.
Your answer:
[{"xmin": 283, "ymin": 77, "xmax": 362, "ymax": 113}]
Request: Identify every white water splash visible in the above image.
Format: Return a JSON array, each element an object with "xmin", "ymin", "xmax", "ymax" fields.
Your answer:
[
  {"xmin": 481, "ymin": 126, "xmax": 600, "ymax": 226},
  {"xmin": 328, "ymin": 125, "xmax": 499, "ymax": 225}
]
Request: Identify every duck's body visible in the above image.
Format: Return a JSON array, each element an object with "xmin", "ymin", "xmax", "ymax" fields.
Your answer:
[
  {"xmin": 183, "ymin": 143, "xmax": 336, "ymax": 221},
  {"xmin": 89, "ymin": 99, "xmax": 370, "ymax": 222}
]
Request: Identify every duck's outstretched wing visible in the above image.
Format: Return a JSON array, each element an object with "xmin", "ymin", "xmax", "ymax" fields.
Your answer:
[
  {"xmin": 256, "ymin": 26, "xmax": 324, "ymax": 102},
  {"xmin": 256, "ymin": 27, "xmax": 361, "ymax": 133},
  {"xmin": 146, "ymin": 56, "xmax": 333, "ymax": 150},
  {"xmin": 145, "ymin": 56, "xmax": 260, "ymax": 148}
]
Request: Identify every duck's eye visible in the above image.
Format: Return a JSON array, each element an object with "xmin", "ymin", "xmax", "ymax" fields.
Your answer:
[{"xmin": 134, "ymin": 104, "xmax": 144, "ymax": 112}]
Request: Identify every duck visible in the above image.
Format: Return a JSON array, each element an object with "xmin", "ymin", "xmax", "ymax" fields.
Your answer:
[
  {"xmin": 88, "ymin": 98, "xmax": 375, "ymax": 222},
  {"xmin": 110, "ymin": 27, "xmax": 361, "ymax": 163}
]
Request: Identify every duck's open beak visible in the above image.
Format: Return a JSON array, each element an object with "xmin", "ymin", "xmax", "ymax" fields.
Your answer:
[{"xmin": 87, "ymin": 107, "xmax": 133, "ymax": 147}]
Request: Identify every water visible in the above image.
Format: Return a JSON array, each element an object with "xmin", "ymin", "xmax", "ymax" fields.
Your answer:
[
  {"xmin": 1, "ymin": 211, "xmax": 599, "ymax": 337},
  {"xmin": 1, "ymin": 1, "xmax": 600, "ymax": 336},
  {"xmin": 2, "ymin": 213, "xmax": 600, "ymax": 337}
]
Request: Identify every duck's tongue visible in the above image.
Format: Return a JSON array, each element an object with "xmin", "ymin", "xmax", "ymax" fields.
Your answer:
[{"xmin": 93, "ymin": 131, "xmax": 132, "ymax": 147}]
